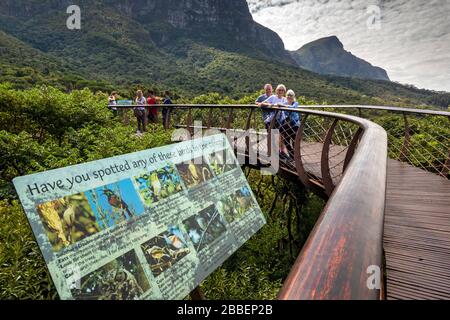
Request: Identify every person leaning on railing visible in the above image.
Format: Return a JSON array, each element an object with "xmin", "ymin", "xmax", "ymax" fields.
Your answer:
[
  {"xmin": 255, "ymin": 83, "xmax": 273, "ymax": 129},
  {"xmin": 257, "ymin": 84, "xmax": 290, "ymax": 159},
  {"xmin": 147, "ymin": 90, "xmax": 158, "ymax": 124},
  {"xmin": 282, "ymin": 89, "xmax": 301, "ymax": 158}
]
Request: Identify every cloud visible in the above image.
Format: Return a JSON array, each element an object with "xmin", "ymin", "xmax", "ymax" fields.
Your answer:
[{"xmin": 247, "ymin": 0, "xmax": 450, "ymax": 92}]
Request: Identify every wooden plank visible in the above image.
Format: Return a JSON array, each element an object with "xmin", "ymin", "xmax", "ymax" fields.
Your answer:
[{"xmin": 384, "ymin": 159, "xmax": 450, "ymax": 300}]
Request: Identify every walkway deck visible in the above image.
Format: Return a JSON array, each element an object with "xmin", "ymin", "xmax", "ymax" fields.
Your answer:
[
  {"xmin": 239, "ymin": 137, "xmax": 450, "ymax": 299},
  {"xmin": 384, "ymin": 159, "xmax": 450, "ymax": 300}
]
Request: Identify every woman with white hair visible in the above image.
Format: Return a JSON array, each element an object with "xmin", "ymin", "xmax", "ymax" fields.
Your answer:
[
  {"xmin": 283, "ymin": 89, "xmax": 301, "ymax": 157},
  {"xmin": 257, "ymin": 84, "xmax": 288, "ymax": 128}
]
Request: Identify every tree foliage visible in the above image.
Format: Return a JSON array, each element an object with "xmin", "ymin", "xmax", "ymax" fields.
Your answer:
[{"xmin": 0, "ymin": 84, "xmax": 325, "ymax": 300}]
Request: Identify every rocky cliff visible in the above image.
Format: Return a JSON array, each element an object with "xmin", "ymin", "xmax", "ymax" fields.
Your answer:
[
  {"xmin": 0, "ymin": 0, "xmax": 294, "ymax": 64},
  {"xmin": 290, "ymin": 36, "xmax": 390, "ymax": 81}
]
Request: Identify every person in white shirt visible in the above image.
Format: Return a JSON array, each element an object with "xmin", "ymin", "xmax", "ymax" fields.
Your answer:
[
  {"xmin": 134, "ymin": 90, "xmax": 147, "ymax": 134},
  {"xmin": 257, "ymin": 84, "xmax": 290, "ymax": 159},
  {"xmin": 108, "ymin": 91, "xmax": 117, "ymax": 106},
  {"xmin": 257, "ymin": 84, "xmax": 288, "ymax": 127}
]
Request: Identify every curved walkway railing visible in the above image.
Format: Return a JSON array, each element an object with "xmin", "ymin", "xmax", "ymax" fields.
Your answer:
[
  {"xmin": 299, "ymin": 105, "xmax": 450, "ymax": 178},
  {"xmin": 111, "ymin": 104, "xmax": 388, "ymax": 299}
]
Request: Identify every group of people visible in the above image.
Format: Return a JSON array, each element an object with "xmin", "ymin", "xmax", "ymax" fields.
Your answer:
[
  {"xmin": 108, "ymin": 83, "xmax": 302, "ymax": 159},
  {"xmin": 256, "ymin": 83, "xmax": 301, "ymax": 159},
  {"xmin": 108, "ymin": 89, "xmax": 173, "ymax": 134}
]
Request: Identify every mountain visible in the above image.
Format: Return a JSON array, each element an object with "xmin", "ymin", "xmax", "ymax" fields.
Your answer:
[
  {"xmin": 0, "ymin": 0, "xmax": 294, "ymax": 64},
  {"xmin": 0, "ymin": 0, "xmax": 297, "ymax": 90},
  {"xmin": 290, "ymin": 36, "xmax": 390, "ymax": 81},
  {"xmin": 123, "ymin": 0, "xmax": 295, "ymax": 64},
  {"xmin": 0, "ymin": 0, "xmax": 448, "ymax": 108}
]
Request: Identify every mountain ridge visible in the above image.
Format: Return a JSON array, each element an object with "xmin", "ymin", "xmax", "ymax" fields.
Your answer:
[
  {"xmin": 290, "ymin": 36, "xmax": 390, "ymax": 81},
  {"xmin": 0, "ymin": 0, "xmax": 448, "ymax": 108}
]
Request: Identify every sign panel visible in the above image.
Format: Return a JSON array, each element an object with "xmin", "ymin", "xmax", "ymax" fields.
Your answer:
[{"xmin": 13, "ymin": 134, "xmax": 266, "ymax": 300}]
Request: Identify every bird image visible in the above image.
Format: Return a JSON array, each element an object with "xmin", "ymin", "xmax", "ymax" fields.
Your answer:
[
  {"xmin": 150, "ymin": 172, "xmax": 161, "ymax": 198},
  {"xmin": 167, "ymin": 235, "xmax": 185, "ymax": 249},
  {"xmin": 146, "ymin": 246, "xmax": 172, "ymax": 271},
  {"xmin": 102, "ymin": 189, "xmax": 134, "ymax": 219},
  {"xmin": 188, "ymin": 229, "xmax": 201, "ymax": 245},
  {"xmin": 63, "ymin": 205, "xmax": 76, "ymax": 242},
  {"xmin": 202, "ymin": 167, "xmax": 212, "ymax": 181},
  {"xmin": 188, "ymin": 161, "xmax": 200, "ymax": 183},
  {"xmin": 167, "ymin": 227, "xmax": 188, "ymax": 249},
  {"xmin": 235, "ymin": 193, "xmax": 248, "ymax": 210}
]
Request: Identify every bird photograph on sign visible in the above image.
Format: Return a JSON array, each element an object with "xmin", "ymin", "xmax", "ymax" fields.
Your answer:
[
  {"xmin": 133, "ymin": 165, "xmax": 183, "ymax": 206},
  {"xmin": 141, "ymin": 227, "xmax": 191, "ymax": 277},
  {"xmin": 217, "ymin": 186, "xmax": 255, "ymax": 224},
  {"xmin": 183, "ymin": 205, "xmax": 228, "ymax": 253},
  {"xmin": 175, "ymin": 157, "xmax": 215, "ymax": 189},
  {"xmin": 85, "ymin": 179, "xmax": 145, "ymax": 230},
  {"xmin": 36, "ymin": 194, "xmax": 101, "ymax": 252},
  {"xmin": 71, "ymin": 250, "xmax": 150, "ymax": 300},
  {"xmin": 208, "ymin": 149, "xmax": 239, "ymax": 176}
]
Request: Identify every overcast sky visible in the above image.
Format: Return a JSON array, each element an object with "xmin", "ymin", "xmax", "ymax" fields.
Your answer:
[{"xmin": 247, "ymin": 0, "xmax": 450, "ymax": 92}]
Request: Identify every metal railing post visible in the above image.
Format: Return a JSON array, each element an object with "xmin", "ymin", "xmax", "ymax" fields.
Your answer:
[
  {"xmin": 399, "ymin": 112, "xmax": 411, "ymax": 162},
  {"xmin": 321, "ymin": 119, "xmax": 339, "ymax": 196}
]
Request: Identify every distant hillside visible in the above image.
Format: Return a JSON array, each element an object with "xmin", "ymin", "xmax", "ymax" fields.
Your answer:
[
  {"xmin": 0, "ymin": 0, "xmax": 448, "ymax": 108},
  {"xmin": 0, "ymin": 31, "xmax": 105, "ymax": 90},
  {"xmin": 290, "ymin": 36, "xmax": 390, "ymax": 81}
]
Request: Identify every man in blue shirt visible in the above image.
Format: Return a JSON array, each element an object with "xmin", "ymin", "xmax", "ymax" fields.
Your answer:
[
  {"xmin": 162, "ymin": 91, "xmax": 172, "ymax": 129},
  {"xmin": 255, "ymin": 84, "xmax": 273, "ymax": 130}
]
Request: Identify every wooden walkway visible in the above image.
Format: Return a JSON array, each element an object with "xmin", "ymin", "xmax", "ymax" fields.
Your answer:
[
  {"xmin": 384, "ymin": 159, "xmax": 450, "ymax": 300},
  {"xmin": 240, "ymin": 137, "xmax": 450, "ymax": 299}
]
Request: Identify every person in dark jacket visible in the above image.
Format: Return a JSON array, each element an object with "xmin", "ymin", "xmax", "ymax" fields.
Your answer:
[
  {"xmin": 147, "ymin": 90, "xmax": 158, "ymax": 124},
  {"xmin": 162, "ymin": 91, "xmax": 173, "ymax": 129}
]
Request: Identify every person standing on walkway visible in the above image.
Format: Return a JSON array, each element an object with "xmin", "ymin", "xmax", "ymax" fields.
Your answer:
[
  {"xmin": 283, "ymin": 89, "xmax": 301, "ymax": 157},
  {"xmin": 162, "ymin": 91, "xmax": 173, "ymax": 129},
  {"xmin": 134, "ymin": 90, "xmax": 147, "ymax": 134},
  {"xmin": 255, "ymin": 84, "xmax": 273, "ymax": 130},
  {"xmin": 258, "ymin": 84, "xmax": 289, "ymax": 158},
  {"xmin": 147, "ymin": 90, "xmax": 158, "ymax": 124},
  {"xmin": 108, "ymin": 91, "xmax": 118, "ymax": 117}
]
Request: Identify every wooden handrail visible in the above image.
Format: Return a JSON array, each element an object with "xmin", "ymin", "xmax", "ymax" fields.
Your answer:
[
  {"xmin": 299, "ymin": 105, "xmax": 450, "ymax": 117},
  {"xmin": 278, "ymin": 116, "xmax": 387, "ymax": 300},
  {"xmin": 300, "ymin": 105, "xmax": 449, "ymax": 178},
  {"xmin": 109, "ymin": 103, "xmax": 450, "ymax": 117}
]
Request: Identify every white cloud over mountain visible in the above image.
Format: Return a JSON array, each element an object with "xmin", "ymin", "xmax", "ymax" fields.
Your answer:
[{"xmin": 247, "ymin": 0, "xmax": 450, "ymax": 92}]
